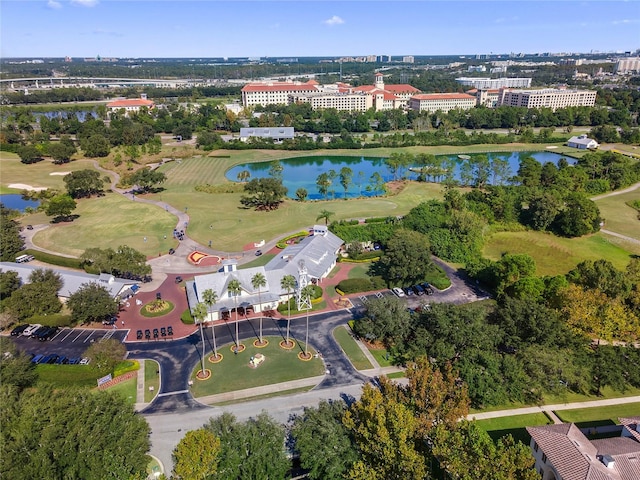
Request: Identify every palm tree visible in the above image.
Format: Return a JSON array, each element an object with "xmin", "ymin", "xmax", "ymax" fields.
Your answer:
[
  {"xmin": 251, "ymin": 272, "xmax": 267, "ymax": 344},
  {"xmin": 202, "ymin": 289, "xmax": 219, "ymax": 360},
  {"xmin": 227, "ymin": 279, "xmax": 242, "ymax": 351},
  {"xmin": 192, "ymin": 302, "xmax": 208, "ymax": 376},
  {"xmin": 316, "ymin": 209, "xmax": 334, "ymax": 226},
  {"xmin": 236, "ymin": 170, "xmax": 251, "ymax": 182},
  {"xmin": 301, "ymin": 285, "xmax": 316, "ymax": 358},
  {"xmin": 280, "ymin": 274, "xmax": 296, "ymax": 347}
]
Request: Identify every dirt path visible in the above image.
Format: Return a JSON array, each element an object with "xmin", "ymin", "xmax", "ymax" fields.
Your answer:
[{"xmin": 591, "ymin": 181, "xmax": 640, "ymax": 200}]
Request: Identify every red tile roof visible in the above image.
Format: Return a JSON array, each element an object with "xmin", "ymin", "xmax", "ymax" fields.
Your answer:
[
  {"xmin": 411, "ymin": 93, "xmax": 476, "ymax": 101},
  {"xmin": 384, "ymin": 84, "xmax": 420, "ymax": 93},
  {"xmin": 107, "ymin": 98, "xmax": 154, "ymax": 108}
]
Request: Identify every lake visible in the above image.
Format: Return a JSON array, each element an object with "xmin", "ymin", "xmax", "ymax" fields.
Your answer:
[
  {"xmin": 0, "ymin": 194, "xmax": 40, "ymax": 212},
  {"xmin": 226, "ymin": 151, "xmax": 573, "ymax": 200}
]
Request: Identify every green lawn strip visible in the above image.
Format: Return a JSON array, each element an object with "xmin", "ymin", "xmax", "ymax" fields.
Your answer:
[
  {"xmin": 29, "ymin": 192, "xmax": 177, "ymax": 258},
  {"xmin": 386, "ymin": 371, "xmax": 406, "ymax": 379},
  {"xmin": 346, "ymin": 263, "xmax": 371, "ymax": 280},
  {"xmin": 333, "ymin": 326, "xmax": 374, "ymax": 370},
  {"xmin": 595, "ymin": 189, "xmax": 640, "ymax": 243},
  {"xmin": 36, "ymin": 364, "xmax": 99, "ymax": 388},
  {"xmin": 238, "ymin": 253, "xmax": 276, "ymax": 269},
  {"xmin": 425, "ymin": 264, "xmax": 451, "ymax": 289},
  {"xmin": 367, "ymin": 345, "xmax": 394, "ymax": 367},
  {"xmin": 483, "ymin": 230, "xmax": 634, "ymax": 276},
  {"xmin": 144, "ymin": 360, "xmax": 160, "ymax": 403},
  {"xmin": 554, "ymin": 402, "xmax": 640, "ymax": 427},
  {"xmin": 189, "ymin": 336, "xmax": 325, "ymax": 397},
  {"xmin": 476, "ymin": 412, "xmax": 553, "ymax": 445},
  {"xmin": 107, "ymin": 377, "xmax": 137, "ymax": 405},
  {"xmin": 210, "ymin": 386, "xmax": 314, "ymax": 406}
]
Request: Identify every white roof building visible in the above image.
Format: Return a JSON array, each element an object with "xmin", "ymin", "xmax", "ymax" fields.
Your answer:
[
  {"xmin": 185, "ymin": 227, "xmax": 343, "ymax": 319},
  {"xmin": 456, "ymin": 77, "xmax": 532, "ymax": 89},
  {"xmin": 239, "ymin": 127, "xmax": 294, "ymax": 142},
  {"xmin": 567, "ymin": 134, "xmax": 599, "ymax": 149}
]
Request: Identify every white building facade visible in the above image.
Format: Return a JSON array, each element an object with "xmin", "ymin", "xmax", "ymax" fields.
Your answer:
[
  {"xmin": 408, "ymin": 93, "xmax": 477, "ymax": 113},
  {"xmin": 497, "ymin": 88, "xmax": 597, "ymax": 110},
  {"xmin": 455, "ymin": 77, "xmax": 532, "ymax": 89}
]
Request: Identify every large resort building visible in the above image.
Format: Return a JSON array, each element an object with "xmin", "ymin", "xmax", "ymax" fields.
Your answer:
[
  {"xmin": 497, "ymin": 87, "xmax": 597, "ymax": 110},
  {"xmin": 185, "ymin": 226, "xmax": 343, "ymax": 320},
  {"xmin": 408, "ymin": 93, "xmax": 477, "ymax": 113},
  {"xmin": 455, "ymin": 77, "xmax": 533, "ymax": 89}
]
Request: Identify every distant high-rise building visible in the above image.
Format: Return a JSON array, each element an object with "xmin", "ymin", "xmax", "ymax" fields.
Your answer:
[
  {"xmin": 497, "ymin": 88, "xmax": 597, "ymax": 110},
  {"xmin": 402, "ymin": 56, "xmax": 414, "ymax": 64},
  {"xmin": 615, "ymin": 57, "xmax": 640, "ymax": 73},
  {"xmin": 456, "ymin": 77, "xmax": 532, "ymax": 89}
]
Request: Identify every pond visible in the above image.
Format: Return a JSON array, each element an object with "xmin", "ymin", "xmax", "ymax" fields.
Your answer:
[
  {"xmin": 226, "ymin": 151, "xmax": 573, "ymax": 200},
  {"xmin": 0, "ymin": 194, "xmax": 40, "ymax": 212}
]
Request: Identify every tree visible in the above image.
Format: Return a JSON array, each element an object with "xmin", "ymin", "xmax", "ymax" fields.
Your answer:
[
  {"xmin": 129, "ymin": 167, "xmax": 166, "ymax": 192},
  {"xmin": 316, "ymin": 209, "xmax": 334, "ymax": 225},
  {"xmin": 343, "ymin": 383, "xmax": 428, "ymax": 480},
  {"xmin": 316, "ymin": 172, "xmax": 332, "ymax": 199},
  {"xmin": 172, "ymin": 429, "xmax": 220, "ymax": 480},
  {"xmin": 268, "ymin": 160, "xmax": 283, "ymax": 179},
  {"xmin": 339, "ymin": 166, "xmax": 353, "ymax": 198},
  {"xmin": 240, "ymin": 177, "xmax": 288, "ymax": 211},
  {"xmin": 291, "ymin": 400, "xmax": 358, "ymax": 480},
  {"xmin": 0, "ymin": 270, "xmax": 21, "ymax": 301},
  {"xmin": 67, "ymin": 283, "xmax": 118, "ymax": 325},
  {"xmin": 567, "ymin": 259, "xmax": 631, "ymax": 300},
  {"xmin": 47, "ymin": 137, "xmax": 76, "ymax": 164},
  {"xmin": 17, "ymin": 144, "xmax": 42, "ymax": 164},
  {"xmin": 0, "ymin": 204, "xmax": 24, "ymax": 261},
  {"xmin": 227, "ymin": 279, "xmax": 243, "ymax": 351},
  {"xmin": 0, "ymin": 336, "xmax": 38, "ymax": 391},
  {"xmin": 377, "ymin": 229, "xmax": 433, "ymax": 287},
  {"xmin": 236, "ymin": 170, "xmax": 251, "ymax": 182},
  {"xmin": 81, "ymin": 245, "xmax": 151, "ymax": 279},
  {"xmin": 202, "ymin": 289, "xmax": 220, "ymax": 360},
  {"xmin": 301, "ymin": 284, "xmax": 316, "ymax": 358},
  {"xmin": 431, "ymin": 420, "xmax": 538, "ymax": 480},
  {"xmin": 83, "ymin": 338, "xmax": 126, "ymax": 375},
  {"xmin": 524, "ymin": 192, "xmax": 563, "ymax": 231},
  {"xmin": 251, "ymin": 272, "xmax": 267, "ymax": 344},
  {"xmin": 353, "ymin": 295, "xmax": 412, "ymax": 346},
  {"xmin": 192, "ymin": 302, "xmax": 209, "ymax": 376},
  {"xmin": 63, "ymin": 169, "xmax": 104, "ymax": 198},
  {"xmin": 206, "ymin": 411, "xmax": 289, "ymax": 480},
  {"xmin": 490, "ymin": 253, "xmax": 537, "ymax": 297},
  {"xmin": 45, "ymin": 194, "xmax": 77, "ymax": 221},
  {"xmin": 553, "ymin": 192, "xmax": 601, "ymax": 237},
  {"xmin": 6, "ymin": 269, "xmax": 62, "ymax": 320},
  {"xmin": 0, "ymin": 386, "xmax": 150, "ymax": 479},
  {"xmin": 295, "ymin": 187, "xmax": 308, "ymax": 201},
  {"xmin": 80, "ymin": 133, "xmax": 111, "ymax": 157},
  {"xmin": 280, "ymin": 274, "xmax": 296, "ymax": 347}
]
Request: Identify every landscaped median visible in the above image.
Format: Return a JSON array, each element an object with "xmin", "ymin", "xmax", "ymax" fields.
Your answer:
[{"xmin": 189, "ymin": 337, "xmax": 325, "ymax": 405}]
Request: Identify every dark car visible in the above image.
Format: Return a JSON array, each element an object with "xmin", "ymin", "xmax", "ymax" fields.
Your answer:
[
  {"xmin": 175, "ymin": 276, "xmax": 183, "ymax": 284},
  {"xmin": 30, "ymin": 326, "xmax": 48, "ymax": 339},
  {"xmin": 169, "ymin": 248, "xmax": 176, "ymax": 255},
  {"xmin": 145, "ymin": 329, "xmax": 151, "ymax": 340},
  {"xmin": 10, "ymin": 324, "xmax": 30, "ymax": 336},
  {"xmin": 412, "ymin": 285, "xmax": 425, "ymax": 296},
  {"xmin": 26, "ymin": 224, "xmax": 33, "ymax": 230},
  {"xmin": 160, "ymin": 327, "xmax": 167, "ymax": 338},
  {"xmin": 136, "ymin": 330, "xmax": 143, "ymax": 340},
  {"xmin": 153, "ymin": 328, "xmax": 159, "ymax": 339},
  {"xmin": 156, "ymin": 292, "xmax": 162, "ymax": 300},
  {"xmin": 38, "ymin": 326, "xmax": 59, "ymax": 341},
  {"xmin": 255, "ymin": 250, "xmax": 262, "ymax": 256},
  {"xmin": 55, "ymin": 355, "xmax": 67, "ymax": 365},
  {"xmin": 102, "ymin": 316, "xmax": 117, "ymax": 325},
  {"xmin": 167, "ymin": 326, "xmax": 174, "ymax": 336},
  {"xmin": 402, "ymin": 286, "xmax": 414, "ymax": 296},
  {"xmin": 31, "ymin": 354, "xmax": 44, "ymax": 364},
  {"xmin": 39, "ymin": 354, "xmax": 54, "ymax": 364},
  {"xmin": 420, "ymin": 282, "xmax": 434, "ymax": 295},
  {"xmin": 46, "ymin": 354, "xmax": 59, "ymax": 364},
  {"xmin": 67, "ymin": 357, "xmax": 80, "ymax": 365}
]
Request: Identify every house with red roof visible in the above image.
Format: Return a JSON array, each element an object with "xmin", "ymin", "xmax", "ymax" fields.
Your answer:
[{"xmin": 106, "ymin": 94, "xmax": 154, "ymax": 115}]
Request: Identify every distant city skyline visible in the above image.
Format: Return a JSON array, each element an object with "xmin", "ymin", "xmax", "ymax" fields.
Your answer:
[{"xmin": 1, "ymin": 1, "xmax": 638, "ymax": 59}]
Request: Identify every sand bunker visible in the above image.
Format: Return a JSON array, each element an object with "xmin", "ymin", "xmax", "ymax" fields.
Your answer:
[
  {"xmin": 49, "ymin": 172, "xmax": 71, "ymax": 176},
  {"xmin": 8, "ymin": 183, "xmax": 47, "ymax": 191}
]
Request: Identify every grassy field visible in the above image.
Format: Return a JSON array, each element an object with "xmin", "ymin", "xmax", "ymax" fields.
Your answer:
[
  {"xmin": 189, "ymin": 336, "xmax": 325, "ymax": 397},
  {"xmin": 30, "ymin": 192, "xmax": 177, "ymax": 257},
  {"xmin": 36, "ymin": 364, "xmax": 98, "ymax": 387},
  {"xmin": 594, "ymin": 189, "xmax": 640, "ymax": 243},
  {"xmin": 144, "ymin": 360, "xmax": 160, "ymax": 403},
  {"xmin": 333, "ymin": 326, "xmax": 374, "ymax": 370},
  {"xmin": 483, "ymin": 230, "xmax": 635, "ymax": 275},
  {"xmin": 367, "ymin": 344, "xmax": 395, "ymax": 368},
  {"xmin": 475, "ymin": 412, "xmax": 552, "ymax": 445},
  {"xmin": 108, "ymin": 376, "xmax": 137, "ymax": 405},
  {"xmin": 555, "ymin": 402, "xmax": 640, "ymax": 426}
]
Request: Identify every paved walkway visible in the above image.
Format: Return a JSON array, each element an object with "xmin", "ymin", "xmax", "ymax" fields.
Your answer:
[{"xmin": 467, "ymin": 395, "xmax": 640, "ymax": 421}]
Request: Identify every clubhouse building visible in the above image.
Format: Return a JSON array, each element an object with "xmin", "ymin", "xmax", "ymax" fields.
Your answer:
[{"xmin": 185, "ymin": 226, "xmax": 343, "ymax": 320}]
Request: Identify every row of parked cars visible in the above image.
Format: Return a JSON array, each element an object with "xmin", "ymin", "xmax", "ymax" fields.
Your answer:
[
  {"xmin": 30, "ymin": 353, "xmax": 90, "ymax": 365},
  {"xmin": 136, "ymin": 326, "xmax": 173, "ymax": 340},
  {"xmin": 392, "ymin": 282, "xmax": 435, "ymax": 298},
  {"xmin": 11, "ymin": 323, "xmax": 59, "ymax": 342}
]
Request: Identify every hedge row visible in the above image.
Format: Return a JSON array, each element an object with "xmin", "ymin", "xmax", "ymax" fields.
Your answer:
[
  {"xmin": 23, "ymin": 249, "xmax": 84, "ymax": 270},
  {"xmin": 276, "ymin": 231, "xmax": 309, "ymax": 249},
  {"xmin": 28, "ymin": 313, "xmax": 73, "ymax": 327}
]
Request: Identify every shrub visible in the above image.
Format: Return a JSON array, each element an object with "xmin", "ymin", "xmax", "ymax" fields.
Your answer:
[
  {"xmin": 23, "ymin": 249, "xmax": 83, "ymax": 270},
  {"xmin": 181, "ymin": 308, "xmax": 194, "ymax": 324},
  {"xmin": 336, "ymin": 278, "xmax": 374, "ymax": 294},
  {"xmin": 29, "ymin": 313, "xmax": 73, "ymax": 327}
]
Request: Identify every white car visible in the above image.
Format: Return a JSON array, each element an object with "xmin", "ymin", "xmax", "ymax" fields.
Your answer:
[
  {"xmin": 392, "ymin": 287, "xmax": 406, "ymax": 298},
  {"xmin": 22, "ymin": 324, "xmax": 42, "ymax": 336},
  {"xmin": 79, "ymin": 357, "xmax": 91, "ymax": 365}
]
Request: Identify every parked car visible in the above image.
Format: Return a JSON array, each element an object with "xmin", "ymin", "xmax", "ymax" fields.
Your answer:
[
  {"xmin": 175, "ymin": 276, "xmax": 183, "ymax": 283},
  {"xmin": 67, "ymin": 357, "xmax": 80, "ymax": 365},
  {"xmin": 102, "ymin": 316, "xmax": 117, "ymax": 325},
  {"xmin": 55, "ymin": 356, "xmax": 67, "ymax": 365},
  {"xmin": 31, "ymin": 354, "xmax": 44, "ymax": 364},
  {"xmin": 145, "ymin": 329, "xmax": 151, "ymax": 340},
  {"xmin": 26, "ymin": 224, "xmax": 33, "ymax": 230},
  {"xmin": 30, "ymin": 326, "xmax": 49, "ymax": 338},
  {"xmin": 156, "ymin": 292, "xmax": 162, "ymax": 300},
  {"xmin": 160, "ymin": 327, "xmax": 167, "ymax": 337},
  {"xmin": 136, "ymin": 330, "xmax": 143, "ymax": 340},
  {"xmin": 38, "ymin": 326, "xmax": 59, "ymax": 341},
  {"xmin": 11, "ymin": 324, "xmax": 30, "ymax": 336},
  {"xmin": 79, "ymin": 357, "xmax": 91, "ymax": 365},
  {"xmin": 153, "ymin": 328, "xmax": 159, "ymax": 339},
  {"xmin": 46, "ymin": 355, "xmax": 60, "ymax": 364},
  {"xmin": 402, "ymin": 286, "xmax": 414, "ymax": 296},
  {"xmin": 167, "ymin": 326, "xmax": 174, "ymax": 336},
  {"xmin": 39, "ymin": 354, "xmax": 54, "ymax": 364},
  {"xmin": 412, "ymin": 285, "xmax": 425, "ymax": 296},
  {"xmin": 392, "ymin": 287, "xmax": 406, "ymax": 297},
  {"xmin": 255, "ymin": 250, "xmax": 262, "ymax": 256},
  {"xmin": 22, "ymin": 324, "xmax": 42, "ymax": 337},
  {"xmin": 420, "ymin": 282, "xmax": 434, "ymax": 295},
  {"xmin": 169, "ymin": 248, "xmax": 176, "ymax": 255}
]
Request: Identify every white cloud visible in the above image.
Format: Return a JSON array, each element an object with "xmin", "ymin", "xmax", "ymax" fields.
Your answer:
[
  {"xmin": 47, "ymin": 0, "xmax": 62, "ymax": 9},
  {"xmin": 71, "ymin": 0, "xmax": 99, "ymax": 7},
  {"xmin": 612, "ymin": 18, "xmax": 638, "ymax": 25},
  {"xmin": 323, "ymin": 15, "xmax": 344, "ymax": 26}
]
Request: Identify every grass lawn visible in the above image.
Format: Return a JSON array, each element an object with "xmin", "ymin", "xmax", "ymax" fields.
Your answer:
[
  {"xmin": 594, "ymin": 189, "xmax": 640, "ymax": 246},
  {"xmin": 554, "ymin": 402, "xmax": 640, "ymax": 427},
  {"xmin": 144, "ymin": 360, "xmax": 160, "ymax": 403},
  {"xmin": 347, "ymin": 263, "xmax": 372, "ymax": 280},
  {"xmin": 367, "ymin": 344, "xmax": 395, "ymax": 368},
  {"xmin": 426, "ymin": 264, "xmax": 452, "ymax": 290},
  {"xmin": 29, "ymin": 192, "xmax": 177, "ymax": 257},
  {"xmin": 36, "ymin": 364, "xmax": 99, "ymax": 387},
  {"xmin": 189, "ymin": 336, "xmax": 325, "ymax": 397},
  {"xmin": 476, "ymin": 412, "xmax": 552, "ymax": 445},
  {"xmin": 108, "ymin": 376, "xmax": 137, "ymax": 405},
  {"xmin": 333, "ymin": 326, "xmax": 374, "ymax": 370},
  {"xmin": 483, "ymin": 230, "xmax": 634, "ymax": 276},
  {"xmin": 239, "ymin": 253, "xmax": 276, "ymax": 269},
  {"xmin": 212, "ymin": 386, "xmax": 314, "ymax": 406}
]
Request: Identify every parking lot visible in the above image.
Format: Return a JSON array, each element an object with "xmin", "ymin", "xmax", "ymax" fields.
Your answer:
[{"xmin": 12, "ymin": 327, "xmax": 128, "ymax": 360}]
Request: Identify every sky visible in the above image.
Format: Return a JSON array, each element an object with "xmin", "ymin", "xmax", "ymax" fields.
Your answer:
[{"xmin": 1, "ymin": 0, "xmax": 639, "ymax": 58}]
